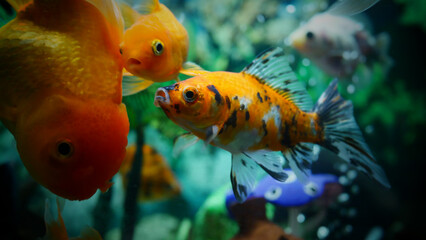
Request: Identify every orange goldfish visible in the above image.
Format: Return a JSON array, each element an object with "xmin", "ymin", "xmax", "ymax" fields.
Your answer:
[
  {"xmin": 120, "ymin": 144, "xmax": 181, "ymax": 201},
  {"xmin": 0, "ymin": 0, "xmax": 129, "ymax": 200},
  {"xmin": 43, "ymin": 198, "xmax": 102, "ymax": 240},
  {"xmin": 119, "ymin": 0, "xmax": 190, "ymax": 95},
  {"xmin": 154, "ymin": 48, "xmax": 390, "ymax": 202}
]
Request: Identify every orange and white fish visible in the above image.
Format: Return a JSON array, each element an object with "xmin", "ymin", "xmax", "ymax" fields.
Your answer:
[
  {"xmin": 119, "ymin": 144, "xmax": 181, "ymax": 201},
  {"xmin": 0, "ymin": 0, "xmax": 129, "ymax": 200},
  {"xmin": 119, "ymin": 0, "xmax": 190, "ymax": 95},
  {"xmin": 288, "ymin": 0, "xmax": 391, "ymax": 78},
  {"xmin": 43, "ymin": 198, "xmax": 102, "ymax": 240},
  {"xmin": 154, "ymin": 48, "xmax": 390, "ymax": 202}
]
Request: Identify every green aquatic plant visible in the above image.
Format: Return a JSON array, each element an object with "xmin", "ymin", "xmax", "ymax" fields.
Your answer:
[{"xmin": 395, "ymin": 0, "xmax": 426, "ymax": 31}]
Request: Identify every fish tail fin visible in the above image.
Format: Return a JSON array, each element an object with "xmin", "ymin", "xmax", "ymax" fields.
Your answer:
[
  {"xmin": 122, "ymin": 75, "xmax": 154, "ymax": 96},
  {"xmin": 6, "ymin": 0, "xmax": 32, "ymax": 12},
  {"xmin": 375, "ymin": 32, "xmax": 393, "ymax": 74},
  {"xmin": 313, "ymin": 79, "xmax": 390, "ymax": 188}
]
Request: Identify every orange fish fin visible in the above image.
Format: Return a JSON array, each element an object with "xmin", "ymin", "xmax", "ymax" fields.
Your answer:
[
  {"xmin": 172, "ymin": 133, "xmax": 199, "ymax": 157},
  {"xmin": 241, "ymin": 47, "xmax": 313, "ymax": 111},
  {"xmin": 180, "ymin": 62, "xmax": 210, "ymax": 76},
  {"xmin": 86, "ymin": 0, "xmax": 124, "ymax": 44},
  {"xmin": 119, "ymin": 1, "xmax": 141, "ymax": 28},
  {"xmin": 122, "ymin": 67, "xmax": 133, "ymax": 77},
  {"xmin": 6, "ymin": 0, "xmax": 32, "ymax": 12},
  {"xmin": 122, "ymin": 76, "xmax": 155, "ymax": 96},
  {"xmin": 131, "ymin": 0, "xmax": 161, "ymax": 14},
  {"xmin": 43, "ymin": 198, "xmax": 68, "ymax": 239}
]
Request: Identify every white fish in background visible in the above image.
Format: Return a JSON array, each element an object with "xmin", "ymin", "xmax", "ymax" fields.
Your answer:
[{"xmin": 288, "ymin": 0, "xmax": 392, "ymax": 78}]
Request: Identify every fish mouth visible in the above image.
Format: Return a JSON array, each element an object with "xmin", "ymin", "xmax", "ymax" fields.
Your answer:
[{"xmin": 154, "ymin": 88, "xmax": 170, "ymax": 107}]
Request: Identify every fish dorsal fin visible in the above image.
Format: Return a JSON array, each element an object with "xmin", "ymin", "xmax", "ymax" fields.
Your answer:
[
  {"xmin": 119, "ymin": 1, "xmax": 141, "ymax": 28},
  {"xmin": 6, "ymin": 0, "xmax": 32, "ymax": 12},
  {"xmin": 86, "ymin": 0, "xmax": 124, "ymax": 44},
  {"xmin": 242, "ymin": 47, "xmax": 313, "ymax": 112},
  {"xmin": 130, "ymin": 0, "xmax": 161, "ymax": 14},
  {"xmin": 326, "ymin": 0, "xmax": 380, "ymax": 16}
]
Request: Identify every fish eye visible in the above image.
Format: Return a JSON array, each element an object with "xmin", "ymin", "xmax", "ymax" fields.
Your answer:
[
  {"xmin": 306, "ymin": 31, "xmax": 315, "ymax": 40},
  {"xmin": 183, "ymin": 87, "xmax": 198, "ymax": 103},
  {"xmin": 265, "ymin": 186, "xmax": 282, "ymax": 201},
  {"xmin": 152, "ymin": 39, "xmax": 164, "ymax": 56},
  {"xmin": 304, "ymin": 182, "xmax": 319, "ymax": 196},
  {"xmin": 56, "ymin": 140, "xmax": 74, "ymax": 158}
]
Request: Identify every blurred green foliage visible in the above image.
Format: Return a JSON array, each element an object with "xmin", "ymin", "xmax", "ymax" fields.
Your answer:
[{"xmin": 395, "ymin": 0, "xmax": 426, "ymax": 31}]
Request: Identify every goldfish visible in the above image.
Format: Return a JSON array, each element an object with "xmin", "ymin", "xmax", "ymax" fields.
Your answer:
[
  {"xmin": 43, "ymin": 198, "xmax": 102, "ymax": 240},
  {"xmin": 0, "ymin": 0, "xmax": 129, "ymax": 200},
  {"xmin": 154, "ymin": 47, "xmax": 390, "ymax": 202},
  {"xmin": 119, "ymin": 0, "xmax": 190, "ymax": 95},
  {"xmin": 119, "ymin": 144, "xmax": 181, "ymax": 201},
  {"xmin": 288, "ymin": 0, "xmax": 391, "ymax": 78}
]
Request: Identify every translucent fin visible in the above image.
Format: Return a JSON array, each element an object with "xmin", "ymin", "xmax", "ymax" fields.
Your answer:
[
  {"xmin": 119, "ymin": 1, "xmax": 141, "ymax": 28},
  {"xmin": 282, "ymin": 143, "xmax": 317, "ymax": 184},
  {"xmin": 231, "ymin": 153, "xmax": 259, "ymax": 202},
  {"xmin": 6, "ymin": 0, "xmax": 31, "ymax": 12},
  {"xmin": 242, "ymin": 47, "xmax": 313, "ymax": 111},
  {"xmin": 44, "ymin": 198, "xmax": 68, "ymax": 239},
  {"xmin": 205, "ymin": 125, "xmax": 219, "ymax": 145},
  {"xmin": 131, "ymin": 0, "xmax": 160, "ymax": 14},
  {"xmin": 173, "ymin": 133, "xmax": 199, "ymax": 157},
  {"xmin": 122, "ymin": 75, "xmax": 154, "ymax": 96},
  {"xmin": 243, "ymin": 150, "xmax": 288, "ymax": 182},
  {"xmin": 86, "ymin": 0, "xmax": 124, "ymax": 44},
  {"xmin": 78, "ymin": 226, "xmax": 103, "ymax": 240},
  {"xmin": 326, "ymin": 0, "xmax": 380, "ymax": 16},
  {"xmin": 314, "ymin": 79, "xmax": 390, "ymax": 188},
  {"xmin": 180, "ymin": 62, "xmax": 210, "ymax": 76}
]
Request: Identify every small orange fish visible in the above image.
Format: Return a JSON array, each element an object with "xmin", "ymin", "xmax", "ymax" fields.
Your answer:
[
  {"xmin": 119, "ymin": 0, "xmax": 189, "ymax": 95},
  {"xmin": 120, "ymin": 144, "xmax": 181, "ymax": 201},
  {"xmin": 154, "ymin": 48, "xmax": 390, "ymax": 202},
  {"xmin": 43, "ymin": 198, "xmax": 102, "ymax": 240},
  {"xmin": 0, "ymin": 0, "xmax": 129, "ymax": 200}
]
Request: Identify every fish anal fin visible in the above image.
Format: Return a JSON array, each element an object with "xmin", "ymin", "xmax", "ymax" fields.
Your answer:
[
  {"xmin": 241, "ymin": 48, "xmax": 313, "ymax": 111},
  {"xmin": 282, "ymin": 143, "xmax": 317, "ymax": 184},
  {"xmin": 231, "ymin": 153, "xmax": 258, "ymax": 203},
  {"xmin": 180, "ymin": 62, "xmax": 210, "ymax": 76},
  {"xmin": 243, "ymin": 150, "xmax": 288, "ymax": 182}
]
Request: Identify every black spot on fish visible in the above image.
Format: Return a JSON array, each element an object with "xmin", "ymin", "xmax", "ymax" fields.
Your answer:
[
  {"xmin": 262, "ymin": 120, "xmax": 268, "ymax": 137},
  {"xmin": 225, "ymin": 96, "xmax": 231, "ymax": 109},
  {"xmin": 241, "ymin": 160, "xmax": 247, "ymax": 167},
  {"xmin": 238, "ymin": 184, "xmax": 248, "ymax": 197},
  {"xmin": 262, "ymin": 58, "xmax": 269, "ymax": 64},
  {"xmin": 284, "ymin": 80, "xmax": 293, "ymax": 85},
  {"xmin": 225, "ymin": 110, "xmax": 238, "ymax": 128},
  {"xmin": 207, "ymin": 85, "xmax": 223, "ymax": 105},
  {"xmin": 282, "ymin": 88, "xmax": 291, "ymax": 93},
  {"xmin": 245, "ymin": 111, "xmax": 250, "ymax": 120},
  {"xmin": 257, "ymin": 92, "xmax": 263, "ymax": 103},
  {"xmin": 281, "ymin": 122, "xmax": 292, "ymax": 146},
  {"xmin": 233, "ymin": 96, "xmax": 239, "ymax": 100},
  {"xmin": 264, "ymin": 95, "xmax": 269, "ymax": 101},
  {"xmin": 274, "ymin": 51, "xmax": 285, "ymax": 58},
  {"xmin": 240, "ymin": 104, "xmax": 245, "ymax": 110},
  {"xmin": 273, "ymin": 163, "xmax": 280, "ymax": 168},
  {"xmin": 174, "ymin": 104, "xmax": 180, "ymax": 113}
]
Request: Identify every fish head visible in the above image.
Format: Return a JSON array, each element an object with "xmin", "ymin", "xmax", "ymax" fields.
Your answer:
[
  {"xmin": 154, "ymin": 78, "xmax": 229, "ymax": 132},
  {"xmin": 15, "ymin": 93, "xmax": 129, "ymax": 200},
  {"xmin": 121, "ymin": 19, "xmax": 181, "ymax": 82},
  {"xmin": 288, "ymin": 14, "xmax": 334, "ymax": 58}
]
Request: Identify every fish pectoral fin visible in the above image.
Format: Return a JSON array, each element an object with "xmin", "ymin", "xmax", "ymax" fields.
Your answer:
[
  {"xmin": 326, "ymin": 0, "xmax": 379, "ymax": 16},
  {"xmin": 122, "ymin": 75, "xmax": 154, "ymax": 96},
  {"xmin": 231, "ymin": 153, "xmax": 259, "ymax": 203},
  {"xmin": 180, "ymin": 62, "xmax": 210, "ymax": 76},
  {"xmin": 243, "ymin": 150, "xmax": 288, "ymax": 182},
  {"xmin": 281, "ymin": 143, "xmax": 318, "ymax": 184},
  {"xmin": 118, "ymin": 1, "xmax": 141, "ymax": 28},
  {"xmin": 173, "ymin": 133, "xmax": 199, "ymax": 158},
  {"xmin": 204, "ymin": 125, "xmax": 219, "ymax": 146}
]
